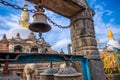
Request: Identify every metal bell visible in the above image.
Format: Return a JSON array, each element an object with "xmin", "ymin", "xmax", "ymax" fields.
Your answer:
[{"xmin": 29, "ymin": 11, "xmax": 51, "ymax": 32}]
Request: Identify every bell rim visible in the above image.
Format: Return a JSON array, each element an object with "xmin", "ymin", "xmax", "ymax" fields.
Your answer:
[{"xmin": 29, "ymin": 23, "xmax": 51, "ymax": 33}]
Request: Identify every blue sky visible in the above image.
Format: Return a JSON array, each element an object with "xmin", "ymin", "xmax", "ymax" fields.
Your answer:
[
  {"xmin": 0, "ymin": 0, "xmax": 120, "ymax": 53},
  {"xmin": 87, "ymin": 0, "xmax": 120, "ymax": 47}
]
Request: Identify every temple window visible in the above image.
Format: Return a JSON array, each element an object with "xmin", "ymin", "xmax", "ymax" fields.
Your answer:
[
  {"xmin": 45, "ymin": 48, "xmax": 48, "ymax": 53},
  {"xmin": 31, "ymin": 47, "xmax": 38, "ymax": 53},
  {"xmin": 14, "ymin": 45, "xmax": 22, "ymax": 52}
]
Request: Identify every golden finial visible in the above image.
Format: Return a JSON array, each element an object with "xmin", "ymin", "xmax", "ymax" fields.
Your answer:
[
  {"xmin": 19, "ymin": 1, "xmax": 29, "ymax": 28},
  {"xmin": 107, "ymin": 27, "xmax": 114, "ymax": 40},
  {"xmin": 23, "ymin": 1, "xmax": 28, "ymax": 11}
]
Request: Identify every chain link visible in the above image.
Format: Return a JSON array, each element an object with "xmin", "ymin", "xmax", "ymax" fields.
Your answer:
[
  {"xmin": 0, "ymin": 0, "xmax": 23, "ymax": 10},
  {"xmin": 0, "ymin": 0, "xmax": 36, "ymax": 13},
  {"xmin": 47, "ymin": 17, "xmax": 70, "ymax": 29},
  {"xmin": 0, "ymin": 0, "xmax": 70, "ymax": 29}
]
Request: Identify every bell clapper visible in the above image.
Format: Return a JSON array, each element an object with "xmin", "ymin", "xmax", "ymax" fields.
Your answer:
[{"xmin": 39, "ymin": 31, "xmax": 42, "ymax": 39}]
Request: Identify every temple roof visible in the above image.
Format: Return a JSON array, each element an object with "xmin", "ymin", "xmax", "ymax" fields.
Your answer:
[
  {"xmin": 28, "ymin": 32, "xmax": 36, "ymax": 40},
  {"xmin": 0, "ymin": 34, "xmax": 9, "ymax": 43}
]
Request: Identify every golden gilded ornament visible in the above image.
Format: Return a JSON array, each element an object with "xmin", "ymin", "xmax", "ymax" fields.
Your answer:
[
  {"xmin": 100, "ymin": 51, "xmax": 120, "ymax": 74},
  {"xmin": 19, "ymin": 2, "xmax": 29, "ymax": 28},
  {"xmin": 108, "ymin": 27, "xmax": 114, "ymax": 40}
]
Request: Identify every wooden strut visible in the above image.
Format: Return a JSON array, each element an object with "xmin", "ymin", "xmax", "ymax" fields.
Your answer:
[{"xmin": 3, "ymin": 61, "xmax": 9, "ymax": 76}]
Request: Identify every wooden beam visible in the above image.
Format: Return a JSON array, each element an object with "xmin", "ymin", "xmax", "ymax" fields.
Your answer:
[{"xmin": 27, "ymin": 0, "xmax": 85, "ymax": 18}]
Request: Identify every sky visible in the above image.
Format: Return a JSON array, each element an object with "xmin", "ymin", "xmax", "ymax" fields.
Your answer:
[{"xmin": 0, "ymin": 0, "xmax": 120, "ymax": 53}]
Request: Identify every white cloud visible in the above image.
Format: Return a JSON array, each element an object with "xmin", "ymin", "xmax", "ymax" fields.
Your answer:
[
  {"xmin": 45, "ymin": 9, "xmax": 70, "ymax": 31},
  {"xmin": 0, "ymin": 30, "xmax": 7, "ymax": 34},
  {"xmin": 0, "ymin": 14, "xmax": 19, "ymax": 28},
  {"xmin": 0, "ymin": 14, "xmax": 19, "ymax": 39},
  {"xmin": 99, "ymin": 37, "xmax": 108, "ymax": 43},
  {"xmin": 106, "ymin": 10, "xmax": 112, "ymax": 15},
  {"xmin": 52, "ymin": 38, "xmax": 71, "ymax": 51},
  {"xmin": 94, "ymin": 5, "xmax": 114, "ymax": 34},
  {"xmin": 0, "ymin": 30, "xmax": 7, "ymax": 39},
  {"xmin": 88, "ymin": 0, "xmax": 97, "ymax": 6}
]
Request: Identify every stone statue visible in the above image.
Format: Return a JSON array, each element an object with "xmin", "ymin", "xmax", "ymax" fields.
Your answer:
[{"xmin": 23, "ymin": 64, "xmax": 36, "ymax": 80}]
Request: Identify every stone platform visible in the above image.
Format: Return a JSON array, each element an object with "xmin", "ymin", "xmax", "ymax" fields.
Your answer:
[
  {"xmin": 106, "ymin": 73, "xmax": 120, "ymax": 80},
  {"xmin": 0, "ymin": 75, "xmax": 21, "ymax": 80}
]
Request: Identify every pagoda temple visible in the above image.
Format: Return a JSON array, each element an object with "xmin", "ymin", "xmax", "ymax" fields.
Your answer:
[{"xmin": 0, "ymin": 32, "xmax": 64, "ymax": 80}]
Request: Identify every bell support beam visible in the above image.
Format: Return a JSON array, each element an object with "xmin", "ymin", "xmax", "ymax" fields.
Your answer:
[{"xmin": 27, "ymin": 0, "xmax": 85, "ymax": 18}]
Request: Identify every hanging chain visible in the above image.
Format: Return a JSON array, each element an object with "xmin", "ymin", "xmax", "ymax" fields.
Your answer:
[
  {"xmin": 47, "ymin": 17, "xmax": 70, "ymax": 29},
  {"xmin": 0, "ymin": 0, "xmax": 36, "ymax": 13},
  {"xmin": 0, "ymin": 0, "xmax": 23, "ymax": 10},
  {"xmin": 0, "ymin": 0, "xmax": 70, "ymax": 29}
]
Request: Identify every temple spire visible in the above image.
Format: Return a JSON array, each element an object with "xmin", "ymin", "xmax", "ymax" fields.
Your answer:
[
  {"xmin": 3, "ymin": 34, "xmax": 7, "ymax": 40},
  {"xmin": 107, "ymin": 27, "xmax": 114, "ymax": 40},
  {"xmin": 28, "ymin": 32, "xmax": 36, "ymax": 40},
  {"xmin": 15, "ymin": 33, "xmax": 21, "ymax": 39},
  {"xmin": 19, "ymin": 1, "xmax": 29, "ymax": 28}
]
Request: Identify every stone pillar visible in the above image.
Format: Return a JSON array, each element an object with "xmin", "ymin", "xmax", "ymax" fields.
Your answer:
[{"xmin": 70, "ymin": 6, "xmax": 106, "ymax": 80}]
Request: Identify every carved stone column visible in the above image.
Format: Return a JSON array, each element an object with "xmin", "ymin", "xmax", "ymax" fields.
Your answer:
[{"xmin": 70, "ymin": 7, "xmax": 106, "ymax": 80}]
